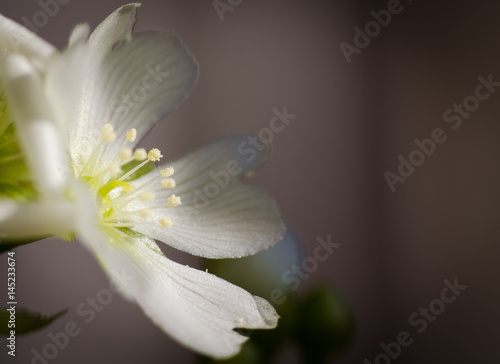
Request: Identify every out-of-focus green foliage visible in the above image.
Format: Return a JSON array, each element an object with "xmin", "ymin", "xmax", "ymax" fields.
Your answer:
[{"xmin": 0, "ymin": 308, "xmax": 68, "ymax": 336}]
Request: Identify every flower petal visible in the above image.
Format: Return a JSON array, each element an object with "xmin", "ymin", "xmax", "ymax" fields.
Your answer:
[
  {"xmin": 128, "ymin": 135, "xmax": 285, "ymax": 258},
  {"xmin": 87, "ymin": 3, "xmax": 140, "ymax": 56},
  {"xmin": 45, "ymin": 24, "xmax": 90, "ymax": 137},
  {"xmin": 0, "ymin": 54, "xmax": 69, "ymax": 197},
  {"xmin": 0, "ymin": 12, "xmax": 57, "ymax": 70},
  {"xmin": 0, "ymin": 199, "xmax": 76, "ymax": 238},
  {"xmin": 77, "ymin": 221, "xmax": 278, "ymax": 359},
  {"xmin": 70, "ymin": 4, "xmax": 197, "ymax": 176}
]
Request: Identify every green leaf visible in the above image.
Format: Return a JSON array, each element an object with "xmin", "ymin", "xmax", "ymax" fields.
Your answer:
[
  {"xmin": 0, "ymin": 308, "xmax": 68, "ymax": 336},
  {"xmin": 294, "ymin": 286, "xmax": 355, "ymax": 364}
]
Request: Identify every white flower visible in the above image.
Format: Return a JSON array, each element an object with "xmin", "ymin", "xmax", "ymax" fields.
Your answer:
[{"xmin": 0, "ymin": 4, "xmax": 285, "ymax": 359}]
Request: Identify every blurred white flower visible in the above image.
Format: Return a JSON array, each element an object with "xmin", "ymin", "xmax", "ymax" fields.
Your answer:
[{"xmin": 0, "ymin": 4, "xmax": 285, "ymax": 359}]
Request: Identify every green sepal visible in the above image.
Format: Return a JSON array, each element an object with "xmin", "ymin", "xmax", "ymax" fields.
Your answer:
[{"xmin": 0, "ymin": 179, "xmax": 38, "ymax": 202}]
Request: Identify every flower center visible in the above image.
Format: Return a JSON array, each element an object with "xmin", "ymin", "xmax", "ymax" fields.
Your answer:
[{"xmin": 80, "ymin": 123, "xmax": 181, "ymax": 230}]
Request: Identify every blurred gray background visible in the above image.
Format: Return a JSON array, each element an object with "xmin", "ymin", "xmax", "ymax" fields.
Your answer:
[{"xmin": 1, "ymin": 0, "xmax": 499, "ymax": 363}]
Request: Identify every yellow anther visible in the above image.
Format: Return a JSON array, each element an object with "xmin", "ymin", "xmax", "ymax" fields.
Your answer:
[
  {"xmin": 108, "ymin": 164, "xmax": 121, "ymax": 176},
  {"xmin": 102, "ymin": 131, "xmax": 116, "ymax": 143},
  {"xmin": 101, "ymin": 123, "xmax": 114, "ymax": 134},
  {"xmin": 148, "ymin": 148, "xmax": 163, "ymax": 162},
  {"xmin": 167, "ymin": 194, "xmax": 182, "ymax": 208},
  {"xmin": 160, "ymin": 167, "xmax": 174, "ymax": 178},
  {"xmin": 126, "ymin": 128, "xmax": 137, "ymax": 142},
  {"xmin": 134, "ymin": 148, "xmax": 147, "ymax": 161},
  {"xmin": 160, "ymin": 217, "xmax": 173, "ymax": 227},
  {"xmin": 120, "ymin": 148, "xmax": 133, "ymax": 161},
  {"xmin": 161, "ymin": 178, "xmax": 176, "ymax": 189},
  {"xmin": 101, "ymin": 123, "xmax": 116, "ymax": 142}
]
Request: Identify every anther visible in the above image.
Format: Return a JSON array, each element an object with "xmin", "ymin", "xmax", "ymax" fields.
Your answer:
[
  {"xmin": 108, "ymin": 164, "xmax": 121, "ymax": 176},
  {"xmin": 167, "ymin": 194, "xmax": 182, "ymax": 208},
  {"xmin": 126, "ymin": 128, "xmax": 137, "ymax": 142},
  {"xmin": 160, "ymin": 217, "xmax": 173, "ymax": 227},
  {"xmin": 161, "ymin": 167, "xmax": 174, "ymax": 178},
  {"xmin": 161, "ymin": 178, "xmax": 176, "ymax": 189},
  {"xmin": 101, "ymin": 123, "xmax": 116, "ymax": 143},
  {"xmin": 120, "ymin": 148, "xmax": 133, "ymax": 161},
  {"xmin": 101, "ymin": 123, "xmax": 114, "ymax": 134},
  {"xmin": 148, "ymin": 148, "xmax": 163, "ymax": 162},
  {"xmin": 134, "ymin": 148, "xmax": 147, "ymax": 161}
]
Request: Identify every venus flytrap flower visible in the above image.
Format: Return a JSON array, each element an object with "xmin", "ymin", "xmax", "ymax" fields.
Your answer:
[{"xmin": 0, "ymin": 4, "xmax": 286, "ymax": 359}]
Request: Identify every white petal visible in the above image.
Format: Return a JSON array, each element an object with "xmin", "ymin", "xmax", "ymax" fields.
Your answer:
[
  {"xmin": 0, "ymin": 12, "xmax": 56, "ymax": 70},
  {"xmin": 128, "ymin": 135, "xmax": 285, "ymax": 258},
  {"xmin": 0, "ymin": 54, "xmax": 69, "ymax": 197},
  {"xmin": 70, "ymin": 5, "xmax": 197, "ymax": 176},
  {"xmin": 68, "ymin": 23, "xmax": 90, "ymax": 48},
  {"xmin": 0, "ymin": 199, "xmax": 76, "ymax": 238},
  {"xmin": 45, "ymin": 24, "xmax": 90, "ymax": 137},
  {"xmin": 87, "ymin": 3, "xmax": 140, "ymax": 57},
  {"xmin": 77, "ymin": 223, "xmax": 278, "ymax": 359}
]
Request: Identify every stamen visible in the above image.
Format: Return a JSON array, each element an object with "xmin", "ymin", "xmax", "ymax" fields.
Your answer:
[
  {"xmin": 109, "ymin": 175, "xmax": 162, "ymax": 210},
  {"xmin": 134, "ymin": 148, "xmax": 147, "ymax": 161},
  {"xmin": 148, "ymin": 148, "xmax": 163, "ymax": 162},
  {"xmin": 80, "ymin": 123, "xmax": 117, "ymax": 175},
  {"xmin": 108, "ymin": 164, "xmax": 121, "ymax": 176},
  {"xmin": 116, "ymin": 148, "xmax": 159, "ymax": 182},
  {"xmin": 161, "ymin": 167, "xmax": 174, "ymax": 178},
  {"xmin": 118, "ymin": 161, "xmax": 148, "ymax": 181},
  {"xmin": 120, "ymin": 148, "xmax": 133, "ymax": 162},
  {"xmin": 167, "ymin": 194, "xmax": 182, "ymax": 208},
  {"xmin": 126, "ymin": 128, "xmax": 137, "ymax": 142},
  {"xmin": 101, "ymin": 123, "xmax": 116, "ymax": 143},
  {"xmin": 87, "ymin": 123, "xmax": 184, "ymax": 231},
  {"xmin": 103, "ymin": 218, "xmax": 156, "ymax": 228},
  {"xmin": 101, "ymin": 123, "xmax": 114, "ymax": 134},
  {"xmin": 161, "ymin": 178, "xmax": 176, "ymax": 189},
  {"xmin": 160, "ymin": 217, "xmax": 172, "ymax": 227}
]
